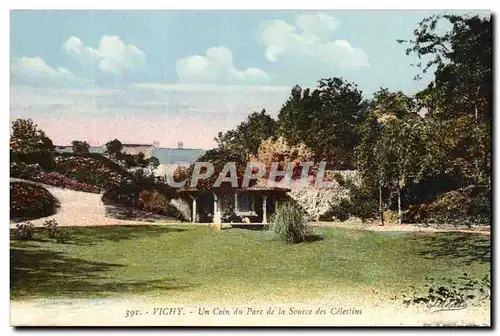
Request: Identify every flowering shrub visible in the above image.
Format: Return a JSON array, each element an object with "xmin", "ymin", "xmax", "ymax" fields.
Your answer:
[
  {"xmin": 54, "ymin": 156, "xmax": 126, "ymax": 189},
  {"xmin": 34, "ymin": 172, "xmax": 101, "ymax": 193},
  {"xmin": 15, "ymin": 222, "xmax": 35, "ymax": 240},
  {"xmin": 138, "ymin": 190, "xmax": 170, "ymax": 215},
  {"xmin": 43, "ymin": 219, "xmax": 60, "ymax": 239},
  {"xmin": 10, "ymin": 182, "xmax": 60, "ymax": 220}
]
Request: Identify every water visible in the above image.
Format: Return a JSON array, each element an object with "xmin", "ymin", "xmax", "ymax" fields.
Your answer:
[{"xmin": 55, "ymin": 146, "xmax": 205, "ymax": 165}]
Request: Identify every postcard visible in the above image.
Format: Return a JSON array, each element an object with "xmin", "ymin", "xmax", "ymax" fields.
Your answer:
[{"xmin": 9, "ymin": 9, "xmax": 491, "ymax": 327}]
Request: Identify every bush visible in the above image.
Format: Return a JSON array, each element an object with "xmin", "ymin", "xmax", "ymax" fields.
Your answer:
[
  {"xmin": 54, "ymin": 231, "xmax": 71, "ymax": 244},
  {"xmin": 10, "ymin": 182, "xmax": 60, "ymax": 220},
  {"xmin": 404, "ymin": 186, "xmax": 491, "ymax": 227},
  {"xmin": 138, "ymin": 190, "xmax": 169, "ymax": 215},
  {"xmin": 34, "ymin": 172, "xmax": 101, "ymax": 193},
  {"xmin": 271, "ymin": 201, "xmax": 310, "ymax": 243},
  {"xmin": 15, "ymin": 222, "xmax": 35, "ymax": 240},
  {"xmin": 54, "ymin": 155, "xmax": 127, "ymax": 189},
  {"xmin": 43, "ymin": 219, "xmax": 59, "ymax": 239}
]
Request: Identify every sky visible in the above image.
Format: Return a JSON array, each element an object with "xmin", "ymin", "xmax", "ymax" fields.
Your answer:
[{"xmin": 10, "ymin": 10, "xmax": 487, "ymax": 149}]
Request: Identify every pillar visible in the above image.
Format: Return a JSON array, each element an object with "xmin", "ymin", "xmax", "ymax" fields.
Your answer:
[
  {"xmin": 213, "ymin": 192, "xmax": 221, "ymax": 224},
  {"xmin": 192, "ymin": 196, "xmax": 197, "ymax": 223},
  {"xmin": 262, "ymin": 195, "xmax": 268, "ymax": 224}
]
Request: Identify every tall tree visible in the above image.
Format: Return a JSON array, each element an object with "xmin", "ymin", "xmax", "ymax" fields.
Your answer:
[
  {"xmin": 214, "ymin": 109, "xmax": 277, "ymax": 158},
  {"xmin": 277, "ymin": 78, "xmax": 366, "ymax": 168},
  {"xmin": 400, "ymin": 13, "xmax": 492, "ymax": 187},
  {"xmin": 10, "ymin": 118, "xmax": 54, "ymax": 154},
  {"xmin": 71, "ymin": 140, "xmax": 90, "ymax": 154}
]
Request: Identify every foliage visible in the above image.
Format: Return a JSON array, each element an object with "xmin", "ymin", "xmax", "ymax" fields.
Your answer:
[
  {"xmin": 249, "ymin": 136, "xmax": 314, "ymax": 181},
  {"xmin": 277, "ymin": 78, "xmax": 367, "ymax": 168},
  {"xmin": 15, "ymin": 222, "xmax": 35, "ymax": 240},
  {"xmin": 271, "ymin": 201, "xmax": 311, "ymax": 243},
  {"xmin": 11, "ymin": 150, "xmax": 56, "ymax": 172},
  {"xmin": 10, "ymin": 118, "xmax": 54, "ymax": 154},
  {"xmin": 105, "ymin": 139, "xmax": 123, "ymax": 157},
  {"xmin": 400, "ymin": 14, "xmax": 491, "ymax": 187},
  {"xmin": 34, "ymin": 172, "xmax": 101, "ymax": 193},
  {"xmin": 215, "ymin": 109, "xmax": 277, "ymax": 158},
  {"xmin": 71, "ymin": 140, "xmax": 90, "ymax": 154},
  {"xmin": 405, "ymin": 186, "xmax": 490, "ymax": 227},
  {"xmin": 138, "ymin": 190, "xmax": 170, "ymax": 215},
  {"xmin": 169, "ymin": 198, "xmax": 191, "ymax": 222},
  {"xmin": 10, "ymin": 182, "xmax": 60, "ymax": 220},
  {"xmin": 43, "ymin": 219, "xmax": 60, "ymax": 239},
  {"xmin": 54, "ymin": 155, "xmax": 126, "ymax": 189}
]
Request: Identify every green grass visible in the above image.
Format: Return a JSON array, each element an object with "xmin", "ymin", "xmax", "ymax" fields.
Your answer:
[{"xmin": 10, "ymin": 225, "xmax": 490, "ymax": 303}]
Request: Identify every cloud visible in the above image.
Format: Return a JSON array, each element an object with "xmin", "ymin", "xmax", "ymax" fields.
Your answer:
[
  {"xmin": 259, "ymin": 13, "xmax": 369, "ymax": 70},
  {"xmin": 11, "ymin": 56, "xmax": 85, "ymax": 87},
  {"xmin": 176, "ymin": 46, "xmax": 270, "ymax": 84},
  {"xmin": 62, "ymin": 35, "xmax": 146, "ymax": 76}
]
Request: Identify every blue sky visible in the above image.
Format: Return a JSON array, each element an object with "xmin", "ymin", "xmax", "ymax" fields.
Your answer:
[{"xmin": 10, "ymin": 10, "xmax": 486, "ymax": 148}]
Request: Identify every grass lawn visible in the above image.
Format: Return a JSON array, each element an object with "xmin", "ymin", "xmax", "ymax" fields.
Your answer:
[{"xmin": 10, "ymin": 225, "xmax": 490, "ymax": 304}]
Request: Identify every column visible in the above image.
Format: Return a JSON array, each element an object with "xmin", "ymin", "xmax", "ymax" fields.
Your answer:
[
  {"xmin": 262, "ymin": 195, "xmax": 268, "ymax": 224},
  {"xmin": 213, "ymin": 192, "xmax": 221, "ymax": 224},
  {"xmin": 192, "ymin": 196, "xmax": 197, "ymax": 223}
]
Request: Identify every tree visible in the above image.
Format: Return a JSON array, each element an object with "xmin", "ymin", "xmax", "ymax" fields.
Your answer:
[
  {"xmin": 105, "ymin": 139, "xmax": 123, "ymax": 157},
  {"xmin": 249, "ymin": 136, "xmax": 314, "ymax": 181},
  {"xmin": 71, "ymin": 140, "xmax": 90, "ymax": 154},
  {"xmin": 356, "ymin": 89, "xmax": 424, "ymax": 225},
  {"xmin": 277, "ymin": 78, "xmax": 367, "ymax": 168},
  {"xmin": 214, "ymin": 109, "xmax": 277, "ymax": 158},
  {"xmin": 400, "ymin": 14, "xmax": 491, "ymax": 187},
  {"xmin": 10, "ymin": 118, "xmax": 54, "ymax": 154}
]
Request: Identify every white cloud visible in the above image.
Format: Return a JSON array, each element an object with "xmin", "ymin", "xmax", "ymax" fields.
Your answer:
[
  {"xmin": 259, "ymin": 13, "xmax": 369, "ymax": 69},
  {"xmin": 11, "ymin": 56, "xmax": 83, "ymax": 87},
  {"xmin": 176, "ymin": 46, "xmax": 270, "ymax": 84},
  {"xmin": 62, "ymin": 35, "xmax": 146, "ymax": 76}
]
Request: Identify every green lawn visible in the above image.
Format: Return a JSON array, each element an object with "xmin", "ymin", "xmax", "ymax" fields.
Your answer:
[{"xmin": 10, "ymin": 225, "xmax": 490, "ymax": 303}]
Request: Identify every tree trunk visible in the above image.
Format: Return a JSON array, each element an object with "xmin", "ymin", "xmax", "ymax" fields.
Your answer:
[
  {"xmin": 379, "ymin": 178, "xmax": 384, "ymax": 226},
  {"xmin": 397, "ymin": 184, "xmax": 402, "ymax": 225}
]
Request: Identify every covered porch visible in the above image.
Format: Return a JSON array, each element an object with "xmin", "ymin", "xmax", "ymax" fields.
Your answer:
[{"xmin": 177, "ymin": 186, "xmax": 290, "ymax": 225}]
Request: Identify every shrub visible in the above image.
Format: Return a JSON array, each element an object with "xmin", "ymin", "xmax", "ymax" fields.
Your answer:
[
  {"xmin": 271, "ymin": 201, "xmax": 310, "ymax": 243},
  {"xmin": 34, "ymin": 172, "xmax": 101, "ymax": 193},
  {"xmin": 54, "ymin": 231, "xmax": 71, "ymax": 244},
  {"xmin": 404, "ymin": 186, "xmax": 491, "ymax": 227},
  {"xmin": 10, "ymin": 182, "xmax": 60, "ymax": 220},
  {"xmin": 138, "ymin": 190, "xmax": 169, "ymax": 215},
  {"xmin": 15, "ymin": 222, "xmax": 35, "ymax": 240},
  {"xmin": 54, "ymin": 155, "xmax": 127, "ymax": 189},
  {"xmin": 43, "ymin": 219, "xmax": 59, "ymax": 239}
]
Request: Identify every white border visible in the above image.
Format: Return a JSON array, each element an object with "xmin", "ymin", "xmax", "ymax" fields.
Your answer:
[{"xmin": 2, "ymin": 1, "xmax": 497, "ymax": 335}]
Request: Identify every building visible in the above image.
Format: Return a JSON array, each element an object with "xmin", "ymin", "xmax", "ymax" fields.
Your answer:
[{"xmin": 122, "ymin": 144, "xmax": 154, "ymax": 159}]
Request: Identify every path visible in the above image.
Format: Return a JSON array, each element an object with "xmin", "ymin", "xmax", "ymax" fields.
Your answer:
[{"xmin": 10, "ymin": 178, "xmax": 177, "ymax": 228}]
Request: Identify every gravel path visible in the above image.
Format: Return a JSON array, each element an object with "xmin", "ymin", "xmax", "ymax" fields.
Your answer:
[{"xmin": 10, "ymin": 178, "xmax": 173, "ymax": 228}]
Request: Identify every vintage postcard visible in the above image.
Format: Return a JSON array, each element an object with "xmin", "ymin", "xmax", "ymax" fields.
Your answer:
[{"xmin": 9, "ymin": 9, "xmax": 491, "ymax": 327}]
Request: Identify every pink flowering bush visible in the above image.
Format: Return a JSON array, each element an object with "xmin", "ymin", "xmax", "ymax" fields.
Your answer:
[
  {"xmin": 33, "ymin": 172, "xmax": 101, "ymax": 193},
  {"xmin": 10, "ymin": 182, "xmax": 59, "ymax": 220},
  {"xmin": 54, "ymin": 156, "xmax": 126, "ymax": 189}
]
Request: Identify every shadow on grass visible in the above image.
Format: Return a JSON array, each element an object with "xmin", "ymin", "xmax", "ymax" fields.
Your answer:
[
  {"xmin": 104, "ymin": 203, "xmax": 179, "ymax": 223},
  {"xmin": 11, "ymin": 225, "xmax": 192, "ymax": 246},
  {"xmin": 416, "ymin": 232, "xmax": 490, "ymax": 265},
  {"xmin": 10, "ymin": 246, "xmax": 198, "ymax": 299}
]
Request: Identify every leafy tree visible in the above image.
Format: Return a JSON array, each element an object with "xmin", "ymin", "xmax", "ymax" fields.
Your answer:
[
  {"xmin": 10, "ymin": 118, "xmax": 54, "ymax": 154},
  {"xmin": 71, "ymin": 140, "xmax": 90, "ymax": 154},
  {"xmin": 356, "ymin": 89, "xmax": 424, "ymax": 225},
  {"xmin": 105, "ymin": 139, "xmax": 123, "ymax": 157},
  {"xmin": 215, "ymin": 109, "xmax": 277, "ymax": 158},
  {"xmin": 277, "ymin": 78, "xmax": 367, "ymax": 168},
  {"xmin": 400, "ymin": 13, "xmax": 491, "ymax": 187}
]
